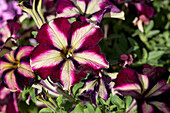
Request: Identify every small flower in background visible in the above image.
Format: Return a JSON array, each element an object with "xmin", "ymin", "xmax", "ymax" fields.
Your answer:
[
  {"xmin": 0, "ymin": 0, "xmax": 22, "ymax": 28},
  {"xmin": 114, "ymin": 65, "xmax": 170, "ymax": 113},
  {"xmin": 0, "ymin": 20, "xmax": 21, "ymax": 56},
  {"xmin": 0, "ymin": 82, "xmax": 20, "ymax": 113},
  {"xmin": 79, "ymin": 70, "xmax": 117, "ymax": 105},
  {"xmin": 119, "ymin": 54, "xmax": 133, "ymax": 66},
  {"xmin": 31, "ymin": 18, "xmax": 109, "ymax": 91},
  {"xmin": 0, "ymin": 46, "xmax": 35, "ymax": 91},
  {"xmin": 133, "ymin": 2, "xmax": 154, "ymax": 32},
  {"xmin": 56, "ymin": 0, "xmax": 124, "ymax": 24}
]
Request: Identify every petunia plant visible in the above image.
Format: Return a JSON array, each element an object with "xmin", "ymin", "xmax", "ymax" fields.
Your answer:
[
  {"xmin": 30, "ymin": 17, "xmax": 109, "ymax": 91},
  {"xmin": 0, "ymin": 0, "xmax": 170, "ymax": 113}
]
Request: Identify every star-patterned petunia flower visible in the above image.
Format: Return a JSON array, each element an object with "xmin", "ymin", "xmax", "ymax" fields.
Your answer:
[
  {"xmin": 56, "ymin": 0, "xmax": 124, "ymax": 24},
  {"xmin": 0, "ymin": 46, "xmax": 35, "ymax": 91},
  {"xmin": 30, "ymin": 18, "xmax": 109, "ymax": 91},
  {"xmin": 114, "ymin": 65, "xmax": 170, "ymax": 113}
]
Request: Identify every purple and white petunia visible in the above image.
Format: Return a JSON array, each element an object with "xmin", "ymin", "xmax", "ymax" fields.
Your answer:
[
  {"xmin": 0, "ymin": 20, "xmax": 21, "ymax": 56},
  {"xmin": 56, "ymin": 0, "xmax": 124, "ymax": 24},
  {"xmin": 114, "ymin": 65, "xmax": 170, "ymax": 113},
  {"xmin": 31, "ymin": 18, "xmax": 109, "ymax": 91},
  {"xmin": 0, "ymin": 82, "xmax": 20, "ymax": 113},
  {"xmin": 0, "ymin": 46, "xmax": 35, "ymax": 91}
]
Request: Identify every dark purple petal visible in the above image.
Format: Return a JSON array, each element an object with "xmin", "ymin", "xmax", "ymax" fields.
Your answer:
[
  {"xmin": 56, "ymin": 0, "xmax": 79, "ymax": 18},
  {"xmin": 71, "ymin": 21, "xmax": 104, "ymax": 51},
  {"xmin": 36, "ymin": 18, "xmax": 71, "ymax": 50},
  {"xmin": 135, "ymin": 3, "xmax": 154, "ymax": 18}
]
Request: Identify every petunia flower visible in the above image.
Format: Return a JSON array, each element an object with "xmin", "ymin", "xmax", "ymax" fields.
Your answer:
[
  {"xmin": 0, "ymin": 46, "xmax": 35, "ymax": 91},
  {"xmin": 0, "ymin": 20, "xmax": 21, "ymax": 56},
  {"xmin": 119, "ymin": 54, "xmax": 133, "ymax": 66},
  {"xmin": 30, "ymin": 18, "xmax": 109, "ymax": 91},
  {"xmin": 0, "ymin": 82, "xmax": 20, "ymax": 113},
  {"xmin": 56, "ymin": 0, "xmax": 125, "ymax": 24},
  {"xmin": 0, "ymin": 0, "xmax": 22, "ymax": 28},
  {"xmin": 133, "ymin": 2, "xmax": 154, "ymax": 32},
  {"xmin": 114, "ymin": 65, "xmax": 170, "ymax": 113},
  {"xmin": 79, "ymin": 70, "xmax": 117, "ymax": 105}
]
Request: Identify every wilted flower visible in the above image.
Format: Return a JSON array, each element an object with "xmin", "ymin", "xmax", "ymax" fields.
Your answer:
[
  {"xmin": 31, "ymin": 18, "xmax": 109, "ymax": 91},
  {"xmin": 119, "ymin": 54, "xmax": 133, "ymax": 66},
  {"xmin": 0, "ymin": 82, "xmax": 20, "ymax": 113},
  {"xmin": 0, "ymin": 0, "xmax": 22, "ymax": 28},
  {"xmin": 56, "ymin": 0, "xmax": 124, "ymax": 24},
  {"xmin": 0, "ymin": 46, "xmax": 35, "ymax": 91},
  {"xmin": 79, "ymin": 70, "xmax": 117, "ymax": 105},
  {"xmin": 114, "ymin": 65, "xmax": 170, "ymax": 113}
]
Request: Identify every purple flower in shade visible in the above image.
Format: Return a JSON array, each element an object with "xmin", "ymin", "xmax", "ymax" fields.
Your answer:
[
  {"xmin": 133, "ymin": 2, "xmax": 154, "ymax": 32},
  {"xmin": 0, "ymin": 20, "xmax": 21, "ymax": 48},
  {"xmin": 79, "ymin": 70, "xmax": 117, "ymax": 105},
  {"xmin": 119, "ymin": 54, "xmax": 133, "ymax": 66},
  {"xmin": 56, "ymin": 0, "xmax": 124, "ymax": 24},
  {"xmin": 0, "ymin": 0, "xmax": 22, "ymax": 28},
  {"xmin": 0, "ymin": 82, "xmax": 20, "ymax": 113},
  {"xmin": 30, "ymin": 18, "xmax": 109, "ymax": 91},
  {"xmin": 114, "ymin": 65, "xmax": 170, "ymax": 113},
  {"xmin": 0, "ymin": 46, "xmax": 35, "ymax": 91}
]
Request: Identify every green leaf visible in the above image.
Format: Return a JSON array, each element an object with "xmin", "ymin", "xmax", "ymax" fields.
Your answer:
[
  {"xmin": 110, "ymin": 94, "xmax": 124, "ymax": 109},
  {"xmin": 142, "ymin": 48, "xmax": 148, "ymax": 61},
  {"xmin": 39, "ymin": 108, "xmax": 53, "ymax": 113},
  {"xmin": 148, "ymin": 51, "xmax": 165, "ymax": 60},
  {"xmin": 146, "ymin": 30, "xmax": 160, "ymax": 38},
  {"xmin": 72, "ymin": 82, "xmax": 84, "ymax": 96},
  {"xmin": 145, "ymin": 20, "xmax": 154, "ymax": 33},
  {"xmin": 95, "ymin": 107, "xmax": 102, "ymax": 113},
  {"xmin": 71, "ymin": 103, "xmax": 84, "ymax": 113},
  {"xmin": 125, "ymin": 96, "xmax": 132, "ymax": 109},
  {"xmin": 86, "ymin": 102, "xmax": 95, "ymax": 113},
  {"xmin": 57, "ymin": 95, "xmax": 63, "ymax": 107},
  {"xmin": 30, "ymin": 88, "xmax": 37, "ymax": 103}
]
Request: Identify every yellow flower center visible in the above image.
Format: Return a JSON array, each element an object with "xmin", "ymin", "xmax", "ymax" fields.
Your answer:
[
  {"xmin": 13, "ymin": 60, "xmax": 20, "ymax": 68},
  {"xmin": 62, "ymin": 48, "xmax": 73, "ymax": 59}
]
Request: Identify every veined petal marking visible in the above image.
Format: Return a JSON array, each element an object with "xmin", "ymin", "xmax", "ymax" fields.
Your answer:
[
  {"xmin": 60, "ymin": 60, "xmax": 75, "ymax": 90},
  {"xmin": 74, "ymin": 51, "xmax": 109, "ymax": 69},
  {"xmin": 71, "ymin": 23, "xmax": 97, "ymax": 50},
  {"xmin": 31, "ymin": 50, "xmax": 63, "ymax": 69}
]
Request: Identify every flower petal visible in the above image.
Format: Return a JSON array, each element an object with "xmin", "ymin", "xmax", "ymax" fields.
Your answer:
[
  {"xmin": 31, "ymin": 45, "xmax": 63, "ymax": 70},
  {"xmin": 99, "ymin": 77, "xmax": 108, "ymax": 100},
  {"xmin": 141, "ymin": 101, "xmax": 154, "ymax": 113},
  {"xmin": 60, "ymin": 60, "xmax": 75, "ymax": 90},
  {"xmin": 56, "ymin": 0, "xmax": 79, "ymax": 18},
  {"xmin": 138, "ymin": 74, "xmax": 149, "ymax": 93},
  {"xmin": 14, "ymin": 68, "xmax": 34, "ymax": 90},
  {"xmin": 71, "ymin": 22, "xmax": 103, "ymax": 51},
  {"xmin": 86, "ymin": 0, "xmax": 111, "ymax": 14},
  {"xmin": 114, "ymin": 68, "xmax": 142, "ymax": 96},
  {"xmin": 145, "ymin": 80, "xmax": 170, "ymax": 98},
  {"xmin": 74, "ymin": 46, "xmax": 109, "ymax": 69},
  {"xmin": 6, "ymin": 93, "xmax": 19, "ymax": 113},
  {"xmin": 37, "ymin": 18, "xmax": 70, "ymax": 50},
  {"xmin": 2, "ymin": 70, "xmax": 20, "ymax": 91},
  {"xmin": 0, "ymin": 60, "xmax": 13, "ymax": 73},
  {"xmin": 149, "ymin": 101, "xmax": 170, "ymax": 113},
  {"xmin": 15, "ymin": 46, "xmax": 33, "ymax": 61},
  {"xmin": 3, "ymin": 50, "xmax": 15, "ymax": 63}
]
